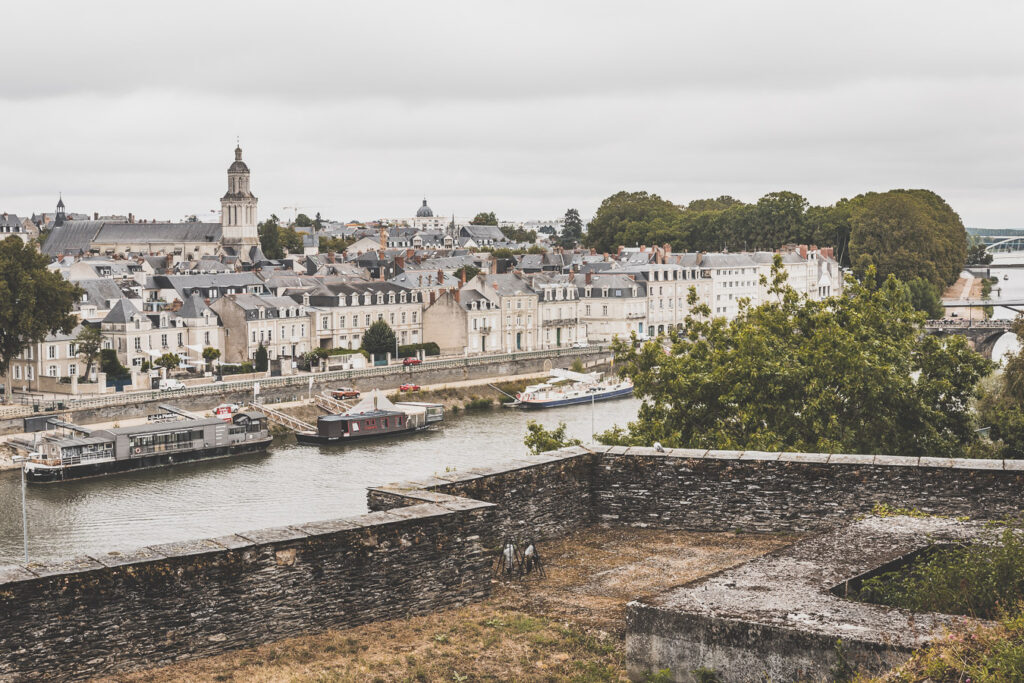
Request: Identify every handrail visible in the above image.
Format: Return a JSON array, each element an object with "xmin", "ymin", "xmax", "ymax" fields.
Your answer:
[{"xmin": 42, "ymin": 345, "xmax": 609, "ymax": 413}]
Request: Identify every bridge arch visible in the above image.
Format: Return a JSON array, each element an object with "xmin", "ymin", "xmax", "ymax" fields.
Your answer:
[{"xmin": 985, "ymin": 236, "xmax": 1024, "ymax": 255}]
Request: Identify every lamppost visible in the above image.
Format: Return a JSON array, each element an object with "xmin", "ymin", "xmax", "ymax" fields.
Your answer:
[{"xmin": 12, "ymin": 455, "xmax": 28, "ymax": 564}]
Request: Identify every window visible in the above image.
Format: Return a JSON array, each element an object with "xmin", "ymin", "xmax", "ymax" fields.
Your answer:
[
  {"xmin": 585, "ymin": 304, "xmax": 591, "ymax": 316},
  {"xmin": 322, "ymin": 317, "xmax": 329, "ymax": 330},
  {"xmin": 390, "ymin": 313, "xmax": 395, "ymax": 324},
  {"xmin": 401, "ymin": 312, "xmax": 406, "ymax": 324},
  {"xmin": 204, "ymin": 331, "xmax": 210, "ymax": 344},
  {"xmin": 48, "ymin": 345, "xmax": 57, "ymax": 359},
  {"xmin": 177, "ymin": 333, "xmax": 183, "ymax": 346},
  {"xmin": 161, "ymin": 334, "xmax": 168, "ymax": 348},
  {"xmin": 48, "ymin": 365, "xmax": 58, "ymax": 377},
  {"xmin": 68, "ymin": 343, "xmax": 77, "ymax": 356},
  {"xmin": 13, "ymin": 366, "xmax": 20, "ymax": 380},
  {"xmin": 602, "ymin": 305, "xmax": 608, "ymax": 316},
  {"xmin": 252, "ymin": 331, "xmax": 257, "ymax": 343},
  {"xmin": 411, "ymin": 311, "xmax": 417, "ymax": 323},
  {"xmin": 340, "ymin": 315, "xmax": 346, "ymax": 327},
  {"xmin": 132, "ymin": 357, "xmax": 143, "ymax": 367},
  {"xmin": 134, "ymin": 337, "xmax": 142, "ymax": 351},
  {"xmin": 69, "ymin": 364, "xmax": 77, "ymax": 376},
  {"xmin": 365, "ymin": 314, "xmax": 371, "ymax": 326}
]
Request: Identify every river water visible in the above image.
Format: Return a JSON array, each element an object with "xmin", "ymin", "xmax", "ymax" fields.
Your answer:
[
  {"xmin": 0, "ymin": 398, "xmax": 641, "ymax": 564},
  {"xmin": 972, "ymin": 266, "xmax": 1023, "ymax": 362}
]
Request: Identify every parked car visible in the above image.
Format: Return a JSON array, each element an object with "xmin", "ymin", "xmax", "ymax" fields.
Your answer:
[
  {"xmin": 572, "ymin": 341, "xmax": 589, "ymax": 348},
  {"xmin": 402, "ymin": 357, "xmax": 422, "ymax": 366},
  {"xmin": 399, "ymin": 383, "xmax": 420, "ymax": 392},
  {"xmin": 159, "ymin": 378, "xmax": 186, "ymax": 391},
  {"xmin": 331, "ymin": 387, "xmax": 360, "ymax": 399}
]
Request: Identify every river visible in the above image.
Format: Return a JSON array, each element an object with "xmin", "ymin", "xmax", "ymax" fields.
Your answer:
[
  {"xmin": 0, "ymin": 398, "xmax": 641, "ymax": 564},
  {"xmin": 971, "ymin": 266, "xmax": 1024, "ymax": 362}
]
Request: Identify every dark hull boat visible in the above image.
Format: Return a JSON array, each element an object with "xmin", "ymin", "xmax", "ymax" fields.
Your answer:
[{"xmin": 295, "ymin": 392, "xmax": 444, "ymax": 446}]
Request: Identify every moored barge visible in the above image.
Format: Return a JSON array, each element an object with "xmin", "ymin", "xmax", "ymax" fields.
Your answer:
[
  {"xmin": 24, "ymin": 410, "xmax": 271, "ymax": 483},
  {"xmin": 511, "ymin": 370, "xmax": 634, "ymax": 409},
  {"xmin": 296, "ymin": 391, "xmax": 443, "ymax": 445}
]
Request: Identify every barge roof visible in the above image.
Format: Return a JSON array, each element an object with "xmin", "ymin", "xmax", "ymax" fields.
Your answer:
[{"xmin": 103, "ymin": 417, "xmax": 226, "ymax": 436}]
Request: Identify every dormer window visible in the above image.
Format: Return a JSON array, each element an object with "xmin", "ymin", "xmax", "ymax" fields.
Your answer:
[
  {"xmin": 388, "ymin": 293, "xmax": 395, "ymax": 304},
  {"xmin": 400, "ymin": 292, "xmax": 407, "ymax": 303},
  {"xmin": 376, "ymin": 293, "xmax": 384, "ymax": 305}
]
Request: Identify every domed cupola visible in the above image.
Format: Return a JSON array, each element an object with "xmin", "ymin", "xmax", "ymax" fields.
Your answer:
[{"xmin": 416, "ymin": 198, "xmax": 434, "ymax": 218}]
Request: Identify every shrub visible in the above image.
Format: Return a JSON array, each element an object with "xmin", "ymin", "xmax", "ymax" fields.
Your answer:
[
  {"xmin": 398, "ymin": 342, "xmax": 441, "ymax": 358},
  {"xmin": 99, "ymin": 349, "xmax": 130, "ymax": 380}
]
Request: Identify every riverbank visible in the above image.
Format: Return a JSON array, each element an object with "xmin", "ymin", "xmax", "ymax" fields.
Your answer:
[{"xmin": 98, "ymin": 525, "xmax": 796, "ymax": 682}]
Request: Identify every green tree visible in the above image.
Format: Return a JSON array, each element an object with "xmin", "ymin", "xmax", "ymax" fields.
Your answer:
[
  {"xmin": 295, "ymin": 213, "xmax": 313, "ymax": 228},
  {"xmin": 0, "ymin": 237, "xmax": 81, "ymax": 401},
  {"xmin": 254, "ymin": 343, "xmax": 268, "ymax": 372},
  {"xmin": 849, "ymin": 189, "xmax": 968, "ymax": 290},
  {"xmin": 538, "ymin": 225, "xmax": 557, "ymax": 235},
  {"xmin": 471, "ymin": 212, "xmax": 498, "ymax": 226},
  {"xmin": 75, "ymin": 325, "xmax": 104, "ymax": 378},
  {"xmin": 319, "ymin": 235, "xmax": 352, "ymax": 253},
  {"xmin": 454, "ymin": 265, "xmax": 481, "ymax": 281},
  {"xmin": 967, "ymin": 235, "xmax": 994, "ymax": 266},
  {"xmin": 524, "ymin": 420, "xmax": 583, "ymax": 455},
  {"xmin": 585, "ymin": 191, "xmax": 683, "ymax": 253},
  {"xmin": 499, "ymin": 225, "xmax": 537, "ymax": 243},
  {"xmin": 598, "ymin": 257, "xmax": 990, "ymax": 458},
  {"xmin": 313, "ymin": 212, "xmax": 324, "ymax": 231},
  {"xmin": 258, "ymin": 217, "xmax": 283, "ymax": 259},
  {"xmin": 202, "ymin": 346, "xmax": 221, "ymax": 371},
  {"xmin": 977, "ymin": 317, "xmax": 1024, "ymax": 458},
  {"xmin": 99, "ymin": 349, "xmax": 129, "ymax": 380},
  {"xmin": 904, "ymin": 277, "xmax": 944, "ymax": 319},
  {"xmin": 361, "ymin": 319, "xmax": 397, "ymax": 357},
  {"xmin": 154, "ymin": 352, "xmax": 181, "ymax": 372},
  {"xmin": 278, "ymin": 225, "xmax": 304, "ymax": 254},
  {"xmin": 558, "ymin": 208, "xmax": 585, "ymax": 248}
]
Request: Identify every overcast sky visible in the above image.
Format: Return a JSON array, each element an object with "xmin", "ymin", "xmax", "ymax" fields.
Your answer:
[{"xmin": 2, "ymin": 1, "xmax": 1022, "ymax": 228}]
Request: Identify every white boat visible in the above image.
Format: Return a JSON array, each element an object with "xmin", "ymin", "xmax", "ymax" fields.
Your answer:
[{"xmin": 510, "ymin": 369, "xmax": 634, "ymax": 409}]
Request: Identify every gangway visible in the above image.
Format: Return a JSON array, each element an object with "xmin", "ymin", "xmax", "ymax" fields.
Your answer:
[
  {"xmin": 252, "ymin": 403, "xmax": 314, "ymax": 433},
  {"xmin": 313, "ymin": 393, "xmax": 354, "ymax": 415}
]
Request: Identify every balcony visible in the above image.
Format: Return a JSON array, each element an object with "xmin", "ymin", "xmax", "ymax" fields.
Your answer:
[{"xmin": 542, "ymin": 318, "xmax": 579, "ymax": 327}]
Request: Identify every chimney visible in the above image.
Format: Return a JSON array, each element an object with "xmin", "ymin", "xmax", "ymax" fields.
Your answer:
[
  {"xmin": 170, "ymin": 299, "xmax": 183, "ymax": 312},
  {"xmin": 664, "ymin": 243, "xmax": 671, "ymax": 255},
  {"xmin": 460, "ymin": 268, "xmax": 467, "ymax": 285},
  {"xmin": 493, "ymin": 281, "xmax": 498, "ymax": 290},
  {"xmin": 204, "ymin": 298, "xmax": 211, "ymax": 306},
  {"xmin": 603, "ymin": 252, "xmax": 609, "ymax": 262},
  {"xmin": 490, "ymin": 258, "xmax": 498, "ymax": 274},
  {"xmin": 800, "ymin": 244, "xmax": 808, "ymax": 259},
  {"xmin": 429, "ymin": 291, "xmax": 436, "ymax": 304},
  {"xmin": 396, "ymin": 255, "xmax": 405, "ymax": 270},
  {"xmin": 585, "ymin": 271, "xmax": 593, "ymax": 285},
  {"xmin": 94, "ymin": 212, "xmax": 99, "ymax": 220},
  {"xmin": 128, "ymin": 213, "xmax": 134, "ymax": 224},
  {"xmin": 406, "ymin": 248, "xmax": 415, "ymax": 260},
  {"xmin": 453, "ymin": 288, "xmax": 460, "ymax": 303},
  {"xmin": 590, "ymin": 248, "xmax": 596, "ymax": 255},
  {"xmin": 418, "ymin": 275, "xmax": 423, "ymax": 286},
  {"xmin": 437, "ymin": 268, "xmax": 444, "ymax": 284},
  {"xmin": 640, "ymin": 245, "xmax": 646, "ymax": 253},
  {"xmin": 617, "ymin": 245, "xmax": 624, "ymax": 256}
]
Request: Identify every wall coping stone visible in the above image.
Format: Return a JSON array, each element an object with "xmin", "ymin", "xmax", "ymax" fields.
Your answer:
[
  {"xmin": 873, "ymin": 455, "xmax": 919, "ymax": 467},
  {"xmin": 294, "ymin": 518, "xmax": 363, "ymax": 536},
  {"xmin": 0, "ymin": 565, "xmax": 38, "ymax": 583},
  {"xmin": 207, "ymin": 534, "xmax": 257, "ymax": 551},
  {"xmin": 94, "ymin": 546, "xmax": 170, "ymax": 568},
  {"xmin": 778, "ymin": 452, "xmax": 830, "ymax": 464},
  {"xmin": 236, "ymin": 525, "xmax": 310, "ymax": 546},
  {"xmin": 827, "ymin": 453, "xmax": 875, "ymax": 465},
  {"xmin": 919, "ymin": 456, "xmax": 955, "ymax": 468},
  {"xmin": 705, "ymin": 449, "xmax": 743, "ymax": 460},
  {"xmin": 27, "ymin": 555, "xmax": 106, "ymax": 578},
  {"xmin": 1003, "ymin": 460, "xmax": 1024, "ymax": 471},
  {"xmin": 145, "ymin": 538, "xmax": 229, "ymax": 558},
  {"xmin": 739, "ymin": 450, "xmax": 781, "ymax": 461},
  {"xmin": 953, "ymin": 458, "xmax": 1001, "ymax": 470}
]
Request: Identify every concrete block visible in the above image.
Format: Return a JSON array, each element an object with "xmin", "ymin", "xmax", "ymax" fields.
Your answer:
[
  {"xmin": 740, "ymin": 450, "xmax": 780, "ymax": 462},
  {"xmin": 873, "ymin": 455, "xmax": 919, "ymax": 467},
  {"xmin": 827, "ymin": 453, "xmax": 875, "ymax": 466},
  {"xmin": 778, "ymin": 452, "xmax": 830, "ymax": 464}
]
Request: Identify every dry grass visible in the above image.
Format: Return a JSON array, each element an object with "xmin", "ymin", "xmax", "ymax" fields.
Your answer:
[{"xmin": 98, "ymin": 526, "xmax": 796, "ymax": 683}]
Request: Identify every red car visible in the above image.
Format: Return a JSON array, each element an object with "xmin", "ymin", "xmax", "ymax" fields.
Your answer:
[
  {"xmin": 402, "ymin": 357, "xmax": 422, "ymax": 366},
  {"xmin": 399, "ymin": 383, "xmax": 420, "ymax": 392}
]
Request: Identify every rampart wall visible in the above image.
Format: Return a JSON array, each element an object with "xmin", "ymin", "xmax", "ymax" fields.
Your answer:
[{"xmin": 2, "ymin": 444, "xmax": 1023, "ymax": 680}]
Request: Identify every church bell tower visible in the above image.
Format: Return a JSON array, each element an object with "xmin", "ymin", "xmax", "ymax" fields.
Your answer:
[{"xmin": 220, "ymin": 144, "xmax": 260, "ymax": 259}]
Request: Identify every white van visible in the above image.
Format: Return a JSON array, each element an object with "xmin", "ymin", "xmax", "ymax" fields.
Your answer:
[{"xmin": 159, "ymin": 378, "xmax": 186, "ymax": 391}]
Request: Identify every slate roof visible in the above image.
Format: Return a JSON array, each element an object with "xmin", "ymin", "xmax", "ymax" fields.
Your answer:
[
  {"xmin": 102, "ymin": 298, "xmax": 141, "ymax": 324},
  {"xmin": 75, "ymin": 279, "xmax": 126, "ymax": 308},
  {"xmin": 41, "ymin": 220, "xmax": 104, "ymax": 256},
  {"xmin": 178, "ymin": 293, "xmax": 212, "ymax": 319},
  {"xmin": 93, "ymin": 222, "xmax": 221, "ymax": 244}
]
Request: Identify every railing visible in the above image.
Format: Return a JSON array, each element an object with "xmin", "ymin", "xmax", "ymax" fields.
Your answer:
[
  {"xmin": 313, "ymin": 393, "xmax": 353, "ymax": 414},
  {"xmin": 255, "ymin": 403, "xmax": 314, "ymax": 432},
  {"xmin": 924, "ymin": 320, "xmax": 1011, "ymax": 330},
  {"xmin": 37, "ymin": 345, "xmax": 609, "ymax": 414}
]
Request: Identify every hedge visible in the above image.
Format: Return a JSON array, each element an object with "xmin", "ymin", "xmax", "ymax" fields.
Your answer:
[{"xmin": 398, "ymin": 342, "xmax": 440, "ymax": 358}]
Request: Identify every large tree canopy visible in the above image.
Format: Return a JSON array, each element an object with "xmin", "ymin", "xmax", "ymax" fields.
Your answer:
[
  {"xmin": 599, "ymin": 258, "xmax": 989, "ymax": 458},
  {"xmin": 582, "ymin": 188, "xmax": 966, "ymax": 283},
  {"xmin": 361, "ymin": 319, "xmax": 397, "ymax": 356},
  {"xmin": 0, "ymin": 237, "xmax": 82, "ymax": 400},
  {"xmin": 849, "ymin": 189, "xmax": 967, "ymax": 290}
]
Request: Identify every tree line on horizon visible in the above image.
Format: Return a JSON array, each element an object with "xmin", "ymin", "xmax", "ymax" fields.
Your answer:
[{"xmin": 583, "ymin": 188, "xmax": 968, "ymax": 292}]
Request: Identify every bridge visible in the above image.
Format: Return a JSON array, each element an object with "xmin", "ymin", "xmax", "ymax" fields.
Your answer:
[
  {"xmin": 924, "ymin": 320, "xmax": 1013, "ymax": 359},
  {"xmin": 982, "ymin": 236, "xmax": 1024, "ymax": 265}
]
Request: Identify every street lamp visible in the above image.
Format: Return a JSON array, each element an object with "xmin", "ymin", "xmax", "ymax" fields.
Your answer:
[{"xmin": 12, "ymin": 455, "xmax": 28, "ymax": 564}]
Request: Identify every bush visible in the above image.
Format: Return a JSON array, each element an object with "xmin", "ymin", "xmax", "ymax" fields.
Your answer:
[
  {"xmin": 254, "ymin": 344, "xmax": 268, "ymax": 372},
  {"xmin": 99, "ymin": 349, "xmax": 130, "ymax": 380},
  {"xmin": 221, "ymin": 362, "xmax": 255, "ymax": 376},
  {"xmin": 524, "ymin": 420, "xmax": 583, "ymax": 455},
  {"xmin": 398, "ymin": 342, "xmax": 441, "ymax": 358},
  {"xmin": 850, "ymin": 525, "xmax": 1024, "ymax": 619},
  {"xmin": 464, "ymin": 397, "xmax": 493, "ymax": 410}
]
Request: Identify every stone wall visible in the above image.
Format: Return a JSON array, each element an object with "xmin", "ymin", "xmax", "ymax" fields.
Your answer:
[
  {"xmin": 4, "ymin": 444, "xmax": 1024, "ymax": 680},
  {"xmin": 368, "ymin": 446, "xmax": 597, "ymax": 548},
  {"xmin": 594, "ymin": 446, "xmax": 1024, "ymax": 533},
  {"xmin": 0, "ymin": 500, "xmax": 494, "ymax": 681}
]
